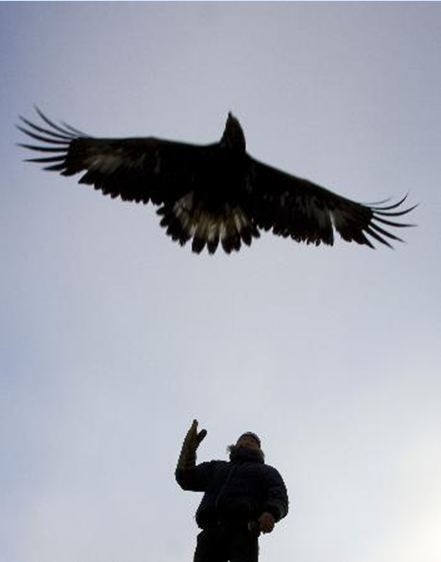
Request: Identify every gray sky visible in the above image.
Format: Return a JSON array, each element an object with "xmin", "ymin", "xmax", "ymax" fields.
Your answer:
[{"xmin": 1, "ymin": 3, "xmax": 440, "ymax": 562}]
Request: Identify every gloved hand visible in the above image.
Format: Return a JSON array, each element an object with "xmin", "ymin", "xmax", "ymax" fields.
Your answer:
[
  {"xmin": 258, "ymin": 511, "xmax": 275, "ymax": 534},
  {"xmin": 184, "ymin": 419, "xmax": 207, "ymax": 450},
  {"xmin": 177, "ymin": 419, "xmax": 207, "ymax": 471}
]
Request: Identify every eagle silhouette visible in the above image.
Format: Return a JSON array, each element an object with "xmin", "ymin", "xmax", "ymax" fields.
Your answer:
[{"xmin": 18, "ymin": 108, "xmax": 415, "ymax": 254}]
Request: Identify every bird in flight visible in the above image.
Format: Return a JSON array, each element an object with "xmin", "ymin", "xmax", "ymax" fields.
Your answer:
[{"xmin": 18, "ymin": 107, "xmax": 416, "ymax": 254}]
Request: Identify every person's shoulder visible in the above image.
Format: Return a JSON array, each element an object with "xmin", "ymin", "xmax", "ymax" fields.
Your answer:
[
  {"xmin": 196, "ymin": 459, "xmax": 228, "ymax": 471},
  {"xmin": 206, "ymin": 459, "xmax": 231, "ymax": 479},
  {"xmin": 208, "ymin": 459, "xmax": 229, "ymax": 468},
  {"xmin": 261, "ymin": 463, "xmax": 283, "ymax": 477}
]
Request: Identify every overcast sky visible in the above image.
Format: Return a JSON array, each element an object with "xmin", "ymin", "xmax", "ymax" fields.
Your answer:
[{"xmin": 1, "ymin": 3, "xmax": 440, "ymax": 562}]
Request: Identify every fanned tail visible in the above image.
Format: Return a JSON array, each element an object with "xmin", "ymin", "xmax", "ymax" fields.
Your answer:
[{"xmin": 157, "ymin": 193, "xmax": 260, "ymax": 254}]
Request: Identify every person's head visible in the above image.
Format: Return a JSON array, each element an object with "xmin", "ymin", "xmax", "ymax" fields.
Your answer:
[
  {"xmin": 235, "ymin": 432, "xmax": 261, "ymax": 451},
  {"xmin": 227, "ymin": 431, "xmax": 265, "ymax": 462}
]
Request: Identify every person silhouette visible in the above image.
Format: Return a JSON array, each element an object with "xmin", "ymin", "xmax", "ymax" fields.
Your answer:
[{"xmin": 176, "ymin": 420, "xmax": 289, "ymax": 562}]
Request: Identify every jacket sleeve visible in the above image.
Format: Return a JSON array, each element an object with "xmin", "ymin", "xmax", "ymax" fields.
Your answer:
[
  {"xmin": 262, "ymin": 466, "xmax": 289, "ymax": 522},
  {"xmin": 175, "ymin": 461, "xmax": 213, "ymax": 491}
]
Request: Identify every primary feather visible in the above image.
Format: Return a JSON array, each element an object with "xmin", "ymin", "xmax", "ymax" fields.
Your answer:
[{"xmin": 18, "ymin": 107, "xmax": 416, "ymax": 254}]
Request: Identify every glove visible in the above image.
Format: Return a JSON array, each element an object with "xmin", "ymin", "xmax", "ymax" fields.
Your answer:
[
  {"xmin": 258, "ymin": 512, "xmax": 275, "ymax": 534},
  {"xmin": 176, "ymin": 419, "xmax": 207, "ymax": 471}
]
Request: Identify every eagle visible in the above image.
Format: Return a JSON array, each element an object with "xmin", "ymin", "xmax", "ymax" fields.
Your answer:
[{"xmin": 18, "ymin": 107, "xmax": 416, "ymax": 254}]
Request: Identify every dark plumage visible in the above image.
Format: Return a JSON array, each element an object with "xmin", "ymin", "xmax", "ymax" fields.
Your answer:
[{"xmin": 18, "ymin": 107, "xmax": 416, "ymax": 254}]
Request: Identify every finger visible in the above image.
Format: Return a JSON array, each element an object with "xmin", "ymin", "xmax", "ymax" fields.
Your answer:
[
  {"xmin": 189, "ymin": 420, "xmax": 198, "ymax": 434},
  {"xmin": 184, "ymin": 420, "xmax": 198, "ymax": 441},
  {"xmin": 196, "ymin": 429, "xmax": 207, "ymax": 444}
]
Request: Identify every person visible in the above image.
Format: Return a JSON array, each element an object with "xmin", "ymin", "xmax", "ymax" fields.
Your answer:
[{"xmin": 176, "ymin": 420, "xmax": 289, "ymax": 562}]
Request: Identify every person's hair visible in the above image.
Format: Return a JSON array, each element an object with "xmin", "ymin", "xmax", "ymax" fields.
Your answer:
[{"xmin": 227, "ymin": 444, "xmax": 265, "ymax": 461}]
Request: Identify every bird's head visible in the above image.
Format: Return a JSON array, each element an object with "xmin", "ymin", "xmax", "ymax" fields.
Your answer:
[{"xmin": 221, "ymin": 112, "xmax": 246, "ymax": 153}]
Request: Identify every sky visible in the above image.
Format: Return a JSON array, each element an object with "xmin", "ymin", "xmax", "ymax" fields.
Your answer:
[{"xmin": 1, "ymin": 3, "xmax": 441, "ymax": 562}]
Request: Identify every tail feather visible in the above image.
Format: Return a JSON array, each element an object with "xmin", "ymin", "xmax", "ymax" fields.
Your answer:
[{"xmin": 157, "ymin": 193, "xmax": 258, "ymax": 254}]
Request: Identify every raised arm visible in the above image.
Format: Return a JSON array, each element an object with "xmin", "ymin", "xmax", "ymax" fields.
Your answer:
[{"xmin": 175, "ymin": 420, "xmax": 211, "ymax": 491}]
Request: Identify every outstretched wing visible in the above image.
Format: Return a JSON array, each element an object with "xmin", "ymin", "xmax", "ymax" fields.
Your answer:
[
  {"xmin": 247, "ymin": 157, "xmax": 416, "ymax": 248},
  {"xmin": 18, "ymin": 108, "xmax": 417, "ymax": 254},
  {"xmin": 17, "ymin": 107, "xmax": 213, "ymax": 206}
]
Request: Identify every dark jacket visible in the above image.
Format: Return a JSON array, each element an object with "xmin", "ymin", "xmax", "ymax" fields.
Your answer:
[{"xmin": 176, "ymin": 447, "xmax": 289, "ymax": 529}]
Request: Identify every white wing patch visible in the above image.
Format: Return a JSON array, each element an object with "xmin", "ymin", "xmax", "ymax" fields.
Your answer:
[
  {"xmin": 159, "ymin": 192, "xmax": 258, "ymax": 253},
  {"xmin": 173, "ymin": 193, "xmax": 249, "ymax": 237}
]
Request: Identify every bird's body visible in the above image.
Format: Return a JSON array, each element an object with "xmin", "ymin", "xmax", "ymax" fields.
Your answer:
[{"xmin": 18, "ymin": 109, "xmax": 415, "ymax": 254}]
